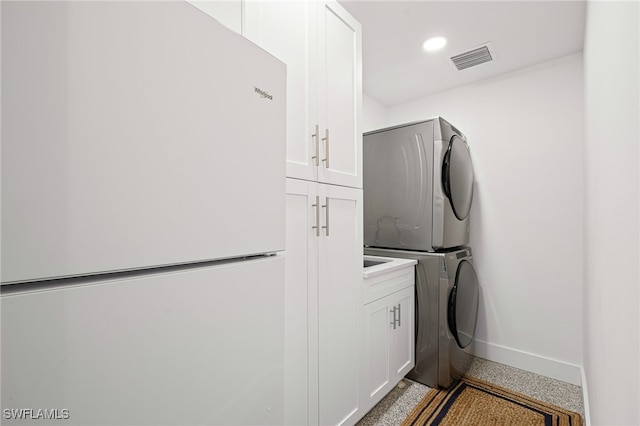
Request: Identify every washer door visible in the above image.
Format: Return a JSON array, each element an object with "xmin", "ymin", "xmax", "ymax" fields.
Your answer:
[
  {"xmin": 442, "ymin": 135, "xmax": 474, "ymax": 220},
  {"xmin": 447, "ymin": 259, "xmax": 479, "ymax": 348}
]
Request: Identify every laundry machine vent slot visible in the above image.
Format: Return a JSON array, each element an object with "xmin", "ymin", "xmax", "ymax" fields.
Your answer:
[{"xmin": 451, "ymin": 43, "xmax": 494, "ymax": 70}]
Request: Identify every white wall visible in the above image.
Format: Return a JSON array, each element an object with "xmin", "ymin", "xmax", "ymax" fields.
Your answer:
[
  {"xmin": 384, "ymin": 53, "xmax": 585, "ymax": 384},
  {"xmin": 362, "ymin": 93, "xmax": 388, "ymax": 132},
  {"xmin": 583, "ymin": 1, "xmax": 640, "ymax": 425}
]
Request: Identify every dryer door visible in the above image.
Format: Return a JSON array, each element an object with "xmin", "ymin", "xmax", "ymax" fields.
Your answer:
[
  {"xmin": 442, "ymin": 135, "xmax": 474, "ymax": 220},
  {"xmin": 447, "ymin": 259, "xmax": 479, "ymax": 348}
]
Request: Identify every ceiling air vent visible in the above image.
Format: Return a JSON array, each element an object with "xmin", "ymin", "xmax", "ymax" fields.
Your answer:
[{"xmin": 450, "ymin": 43, "xmax": 495, "ymax": 71}]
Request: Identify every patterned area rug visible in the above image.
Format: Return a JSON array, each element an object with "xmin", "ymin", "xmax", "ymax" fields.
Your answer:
[{"xmin": 401, "ymin": 375, "xmax": 583, "ymax": 426}]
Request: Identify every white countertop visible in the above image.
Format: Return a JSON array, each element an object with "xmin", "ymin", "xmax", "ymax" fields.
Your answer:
[{"xmin": 363, "ymin": 255, "xmax": 417, "ymax": 279}]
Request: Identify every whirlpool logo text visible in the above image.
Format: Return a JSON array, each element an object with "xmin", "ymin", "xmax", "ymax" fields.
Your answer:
[{"xmin": 254, "ymin": 87, "xmax": 273, "ymax": 100}]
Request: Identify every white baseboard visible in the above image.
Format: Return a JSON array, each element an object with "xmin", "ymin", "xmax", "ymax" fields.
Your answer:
[
  {"xmin": 472, "ymin": 339, "xmax": 582, "ymax": 386},
  {"xmin": 472, "ymin": 339, "xmax": 591, "ymax": 422},
  {"xmin": 580, "ymin": 365, "xmax": 592, "ymax": 425}
]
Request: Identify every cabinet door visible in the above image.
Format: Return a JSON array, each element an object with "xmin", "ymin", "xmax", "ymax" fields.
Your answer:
[
  {"xmin": 245, "ymin": 2, "xmax": 318, "ymax": 182},
  {"xmin": 361, "ymin": 286, "xmax": 415, "ymax": 415},
  {"xmin": 317, "ymin": 1, "xmax": 362, "ymax": 188},
  {"xmin": 284, "ymin": 178, "xmax": 318, "ymax": 425},
  {"xmin": 317, "ymin": 184, "xmax": 363, "ymax": 426},
  {"xmin": 186, "ymin": 0, "xmax": 242, "ymax": 34},
  {"xmin": 361, "ymin": 296, "xmax": 393, "ymax": 414},
  {"xmin": 389, "ymin": 286, "xmax": 416, "ymax": 383}
]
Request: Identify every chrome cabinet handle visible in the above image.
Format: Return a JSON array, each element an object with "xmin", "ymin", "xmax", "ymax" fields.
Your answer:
[
  {"xmin": 322, "ymin": 198, "xmax": 329, "ymax": 236},
  {"xmin": 311, "ymin": 125, "xmax": 320, "ymax": 166},
  {"xmin": 390, "ymin": 304, "xmax": 401, "ymax": 329},
  {"xmin": 311, "ymin": 196, "xmax": 320, "ymax": 237},
  {"xmin": 322, "ymin": 128, "xmax": 329, "ymax": 168},
  {"xmin": 390, "ymin": 306, "xmax": 397, "ymax": 330}
]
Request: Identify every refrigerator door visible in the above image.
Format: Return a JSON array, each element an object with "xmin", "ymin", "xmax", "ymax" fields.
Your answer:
[
  {"xmin": 363, "ymin": 121, "xmax": 435, "ymax": 251},
  {"xmin": 1, "ymin": 2, "xmax": 285, "ymax": 284},
  {"xmin": 1, "ymin": 255, "xmax": 285, "ymax": 425}
]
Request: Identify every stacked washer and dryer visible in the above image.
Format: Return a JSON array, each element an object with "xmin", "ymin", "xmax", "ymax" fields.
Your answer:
[{"xmin": 363, "ymin": 117, "xmax": 479, "ymax": 389}]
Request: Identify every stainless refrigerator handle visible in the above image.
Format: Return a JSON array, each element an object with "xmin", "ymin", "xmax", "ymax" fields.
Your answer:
[
  {"xmin": 322, "ymin": 128, "xmax": 329, "ymax": 168},
  {"xmin": 311, "ymin": 125, "xmax": 320, "ymax": 166},
  {"xmin": 311, "ymin": 196, "xmax": 320, "ymax": 237},
  {"xmin": 322, "ymin": 197, "xmax": 329, "ymax": 236}
]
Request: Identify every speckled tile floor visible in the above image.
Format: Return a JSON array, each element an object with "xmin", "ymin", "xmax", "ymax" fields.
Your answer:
[{"xmin": 356, "ymin": 357, "xmax": 584, "ymax": 426}]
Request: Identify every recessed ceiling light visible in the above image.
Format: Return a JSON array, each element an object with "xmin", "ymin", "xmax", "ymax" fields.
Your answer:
[{"xmin": 422, "ymin": 36, "xmax": 447, "ymax": 52}]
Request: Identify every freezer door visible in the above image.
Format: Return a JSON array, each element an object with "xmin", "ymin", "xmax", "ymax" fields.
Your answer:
[
  {"xmin": 1, "ymin": 2, "xmax": 285, "ymax": 283},
  {"xmin": 363, "ymin": 121, "xmax": 435, "ymax": 251},
  {"xmin": 1, "ymin": 256, "xmax": 285, "ymax": 425}
]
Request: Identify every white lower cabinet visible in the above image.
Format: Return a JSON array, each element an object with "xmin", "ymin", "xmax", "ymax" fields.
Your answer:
[
  {"xmin": 285, "ymin": 178, "xmax": 363, "ymax": 426},
  {"xmin": 361, "ymin": 285, "xmax": 415, "ymax": 416}
]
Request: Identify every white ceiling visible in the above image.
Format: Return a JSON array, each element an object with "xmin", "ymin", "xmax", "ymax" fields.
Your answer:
[{"xmin": 339, "ymin": 1, "xmax": 586, "ymax": 106}]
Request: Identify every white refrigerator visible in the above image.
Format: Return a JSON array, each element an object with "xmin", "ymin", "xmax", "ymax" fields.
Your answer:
[{"xmin": 1, "ymin": 2, "xmax": 286, "ymax": 425}]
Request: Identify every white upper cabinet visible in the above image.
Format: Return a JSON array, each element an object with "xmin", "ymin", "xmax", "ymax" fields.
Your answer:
[
  {"xmin": 244, "ymin": 1, "xmax": 318, "ymax": 182},
  {"xmin": 317, "ymin": 1, "xmax": 362, "ymax": 188},
  {"xmin": 245, "ymin": 1, "xmax": 362, "ymax": 188},
  {"xmin": 186, "ymin": 1, "xmax": 243, "ymax": 34}
]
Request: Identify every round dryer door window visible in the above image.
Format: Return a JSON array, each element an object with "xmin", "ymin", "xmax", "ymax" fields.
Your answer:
[
  {"xmin": 442, "ymin": 135, "xmax": 474, "ymax": 220},
  {"xmin": 447, "ymin": 260, "xmax": 479, "ymax": 348}
]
